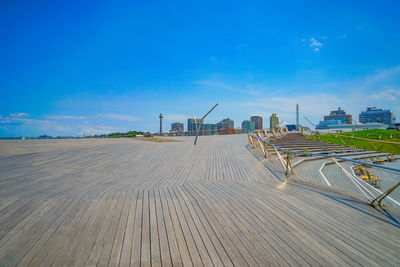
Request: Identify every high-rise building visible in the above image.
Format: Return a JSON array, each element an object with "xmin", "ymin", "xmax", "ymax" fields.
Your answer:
[
  {"xmin": 242, "ymin": 120, "xmax": 255, "ymax": 133},
  {"xmin": 217, "ymin": 118, "xmax": 234, "ymax": 129},
  {"xmin": 323, "ymin": 107, "xmax": 352, "ymax": 124},
  {"xmin": 188, "ymin": 118, "xmax": 204, "ymax": 136},
  {"xmin": 171, "ymin": 122, "xmax": 184, "ymax": 132},
  {"xmin": 359, "ymin": 107, "xmax": 395, "ymax": 125},
  {"xmin": 270, "ymin": 113, "xmax": 279, "ymax": 130},
  {"xmin": 250, "ymin": 116, "xmax": 263, "ymax": 130}
]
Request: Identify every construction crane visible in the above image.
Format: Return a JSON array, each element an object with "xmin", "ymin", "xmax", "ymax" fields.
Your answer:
[{"xmin": 304, "ymin": 117, "xmax": 315, "ymax": 127}]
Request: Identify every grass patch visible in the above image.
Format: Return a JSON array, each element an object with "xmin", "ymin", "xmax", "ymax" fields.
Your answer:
[
  {"xmin": 306, "ymin": 130, "xmax": 400, "ymax": 155},
  {"xmin": 339, "ymin": 129, "xmax": 400, "ymax": 142},
  {"xmin": 135, "ymin": 137, "xmax": 181, "ymax": 143}
]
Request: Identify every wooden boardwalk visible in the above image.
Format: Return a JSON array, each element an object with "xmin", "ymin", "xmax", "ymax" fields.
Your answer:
[{"xmin": 1, "ymin": 135, "xmax": 400, "ymax": 266}]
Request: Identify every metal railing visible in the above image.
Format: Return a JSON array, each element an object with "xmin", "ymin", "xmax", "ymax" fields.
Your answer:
[{"xmin": 248, "ymin": 130, "xmax": 400, "ymax": 208}]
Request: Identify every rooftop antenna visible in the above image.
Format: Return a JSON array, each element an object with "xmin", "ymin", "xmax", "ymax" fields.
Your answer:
[{"xmin": 194, "ymin": 103, "xmax": 219, "ymax": 145}]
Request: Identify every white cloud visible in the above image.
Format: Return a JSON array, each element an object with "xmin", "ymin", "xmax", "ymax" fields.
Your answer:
[
  {"xmin": 100, "ymin": 113, "xmax": 138, "ymax": 121},
  {"xmin": 45, "ymin": 115, "xmax": 87, "ymax": 120},
  {"xmin": 310, "ymin": 38, "xmax": 323, "ymax": 52},
  {"xmin": 337, "ymin": 33, "xmax": 347, "ymax": 38},
  {"xmin": 9, "ymin": 113, "xmax": 29, "ymax": 118}
]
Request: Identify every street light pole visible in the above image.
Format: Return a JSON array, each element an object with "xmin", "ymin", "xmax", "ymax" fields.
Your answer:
[{"xmin": 194, "ymin": 103, "xmax": 219, "ymax": 145}]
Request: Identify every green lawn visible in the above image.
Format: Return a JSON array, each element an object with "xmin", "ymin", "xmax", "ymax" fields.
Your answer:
[
  {"xmin": 306, "ymin": 130, "xmax": 400, "ymax": 155},
  {"xmin": 339, "ymin": 129, "xmax": 400, "ymax": 142}
]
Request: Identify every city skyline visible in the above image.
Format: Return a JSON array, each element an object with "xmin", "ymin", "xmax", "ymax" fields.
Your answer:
[
  {"xmin": 1, "ymin": 1, "xmax": 400, "ymax": 137},
  {"xmin": 1, "ymin": 104, "xmax": 398, "ymax": 137}
]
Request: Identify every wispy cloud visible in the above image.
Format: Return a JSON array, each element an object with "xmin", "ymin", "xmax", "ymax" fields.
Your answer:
[
  {"xmin": 363, "ymin": 65, "xmax": 400, "ymax": 87},
  {"xmin": 195, "ymin": 80, "xmax": 263, "ymax": 96},
  {"xmin": 0, "ymin": 113, "xmax": 120, "ymax": 137},
  {"xmin": 100, "ymin": 113, "xmax": 138, "ymax": 121},
  {"xmin": 45, "ymin": 115, "xmax": 87, "ymax": 120},
  {"xmin": 337, "ymin": 33, "xmax": 347, "ymax": 38},
  {"xmin": 9, "ymin": 113, "xmax": 29, "ymax": 118},
  {"xmin": 0, "ymin": 116, "xmax": 49, "ymax": 125},
  {"xmin": 310, "ymin": 38, "xmax": 323, "ymax": 52},
  {"xmin": 368, "ymin": 89, "xmax": 400, "ymax": 101},
  {"xmin": 237, "ymin": 65, "xmax": 400, "ymax": 124}
]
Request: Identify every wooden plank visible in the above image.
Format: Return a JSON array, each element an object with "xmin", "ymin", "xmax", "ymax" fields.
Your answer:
[
  {"xmin": 34, "ymin": 199, "xmax": 92, "ymax": 266},
  {"xmin": 108, "ymin": 190, "xmax": 132, "ymax": 267},
  {"xmin": 83, "ymin": 196, "xmax": 120, "ymax": 266},
  {"xmin": 149, "ymin": 188, "xmax": 162, "ymax": 267},
  {"xmin": 119, "ymin": 190, "xmax": 138, "ymax": 267},
  {"xmin": 176, "ymin": 186, "xmax": 233, "ymax": 267},
  {"xmin": 158, "ymin": 188, "xmax": 185, "ymax": 266},
  {"xmin": 170, "ymin": 186, "xmax": 213, "ymax": 266},
  {"xmin": 0, "ymin": 200, "xmax": 56, "ymax": 259},
  {"xmin": 154, "ymin": 188, "xmax": 172, "ymax": 266},
  {"xmin": 131, "ymin": 190, "xmax": 144, "ymax": 266},
  {"xmin": 184, "ymin": 182, "xmax": 257, "ymax": 266},
  {"xmin": 1, "ymin": 199, "xmax": 69, "ymax": 266},
  {"xmin": 14, "ymin": 199, "xmax": 79, "ymax": 267},
  {"xmin": 73, "ymin": 194, "xmax": 115, "ymax": 266}
]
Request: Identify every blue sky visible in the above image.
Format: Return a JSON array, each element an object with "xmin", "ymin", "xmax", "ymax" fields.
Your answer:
[{"xmin": 1, "ymin": 0, "xmax": 400, "ymax": 136}]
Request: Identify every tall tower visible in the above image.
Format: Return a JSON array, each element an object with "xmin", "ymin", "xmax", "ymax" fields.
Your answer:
[
  {"xmin": 159, "ymin": 113, "xmax": 163, "ymax": 133},
  {"xmin": 296, "ymin": 104, "xmax": 299, "ymax": 130}
]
